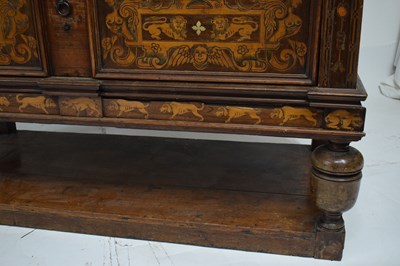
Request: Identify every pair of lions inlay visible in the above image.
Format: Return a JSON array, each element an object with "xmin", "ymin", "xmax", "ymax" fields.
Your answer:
[
  {"xmin": 143, "ymin": 15, "xmax": 258, "ymax": 42},
  {"xmin": 109, "ymin": 100, "xmax": 206, "ymax": 122},
  {"xmin": 111, "ymin": 100, "xmax": 262, "ymax": 124},
  {"xmin": 270, "ymin": 107, "xmax": 363, "ymax": 130},
  {"xmin": 108, "ymin": 100, "xmax": 362, "ymax": 130}
]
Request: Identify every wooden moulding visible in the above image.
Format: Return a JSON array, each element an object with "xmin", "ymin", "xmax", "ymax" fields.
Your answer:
[
  {"xmin": 0, "ymin": 131, "xmax": 346, "ymax": 260},
  {"xmin": 0, "ymin": 89, "xmax": 366, "ymax": 141}
]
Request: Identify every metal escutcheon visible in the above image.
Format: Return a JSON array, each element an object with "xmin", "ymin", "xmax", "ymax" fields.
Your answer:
[{"xmin": 56, "ymin": 0, "xmax": 72, "ymax": 17}]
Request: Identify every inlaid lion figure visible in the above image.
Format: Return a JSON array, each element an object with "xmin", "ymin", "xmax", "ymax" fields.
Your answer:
[
  {"xmin": 109, "ymin": 99, "xmax": 149, "ymax": 118},
  {"xmin": 0, "ymin": 96, "xmax": 10, "ymax": 111},
  {"xmin": 62, "ymin": 98, "xmax": 101, "ymax": 117},
  {"xmin": 270, "ymin": 106, "xmax": 317, "ymax": 126},
  {"xmin": 160, "ymin": 102, "xmax": 204, "ymax": 121},
  {"xmin": 211, "ymin": 16, "xmax": 258, "ymax": 42},
  {"xmin": 325, "ymin": 110, "xmax": 363, "ymax": 130},
  {"xmin": 16, "ymin": 94, "xmax": 56, "ymax": 114},
  {"xmin": 216, "ymin": 107, "xmax": 261, "ymax": 124},
  {"xmin": 143, "ymin": 16, "xmax": 187, "ymax": 40}
]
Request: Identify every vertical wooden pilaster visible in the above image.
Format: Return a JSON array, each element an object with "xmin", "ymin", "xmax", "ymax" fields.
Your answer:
[{"xmin": 318, "ymin": 0, "xmax": 364, "ymax": 88}]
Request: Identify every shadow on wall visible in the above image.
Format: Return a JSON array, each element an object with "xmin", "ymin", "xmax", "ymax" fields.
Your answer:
[{"xmin": 379, "ymin": 31, "xmax": 400, "ymax": 99}]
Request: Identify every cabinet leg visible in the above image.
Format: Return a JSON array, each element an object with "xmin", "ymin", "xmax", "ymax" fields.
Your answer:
[
  {"xmin": 311, "ymin": 139, "xmax": 328, "ymax": 151},
  {"xmin": 0, "ymin": 122, "xmax": 17, "ymax": 134},
  {"xmin": 311, "ymin": 141, "xmax": 363, "ymax": 260}
]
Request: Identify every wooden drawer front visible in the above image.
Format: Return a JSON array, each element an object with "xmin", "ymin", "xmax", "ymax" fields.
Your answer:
[
  {"xmin": 0, "ymin": 0, "xmax": 47, "ymax": 76},
  {"xmin": 91, "ymin": 0, "xmax": 320, "ymax": 84}
]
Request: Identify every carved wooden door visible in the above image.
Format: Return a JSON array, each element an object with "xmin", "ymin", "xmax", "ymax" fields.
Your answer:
[
  {"xmin": 90, "ymin": 0, "xmax": 321, "ymax": 85},
  {"xmin": 0, "ymin": 0, "xmax": 48, "ymax": 76}
]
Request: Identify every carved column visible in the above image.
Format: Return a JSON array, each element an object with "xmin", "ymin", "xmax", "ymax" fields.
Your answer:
[
  {"xmin": 0, "ymin": 122, "xmax": 16, "ymax": 134},
  {"xmin": 311, "ymin": 141, "xmax": 363, "ymax": 260}
]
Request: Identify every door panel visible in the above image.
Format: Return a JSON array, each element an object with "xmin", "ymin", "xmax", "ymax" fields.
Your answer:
[
  {"xmin": 0, "ymin": 0, "xmax": 48, "ymax": 76},
  {"xmin": 90, "ymin": 0, "xmax": 321, "ymax": 85}
]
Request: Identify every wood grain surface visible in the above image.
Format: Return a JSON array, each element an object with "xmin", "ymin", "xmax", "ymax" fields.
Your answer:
[{"xmin": 0, "ymin": 131, "xmax": 346, "ymax": 259}]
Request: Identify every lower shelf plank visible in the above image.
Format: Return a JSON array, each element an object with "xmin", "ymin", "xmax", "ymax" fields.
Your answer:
[{"xmin": 0, "ymin": 131, "xmax": 344, "ymax": 259}]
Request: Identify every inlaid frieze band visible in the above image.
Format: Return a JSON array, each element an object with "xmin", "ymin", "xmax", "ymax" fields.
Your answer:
[{"xmin": 0, "ymin": 93, "xmax": 365, "ymax": 132}]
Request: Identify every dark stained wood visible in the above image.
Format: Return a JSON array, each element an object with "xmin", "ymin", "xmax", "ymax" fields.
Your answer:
[
  {"xmin": 0, "ymin": 0, "xmax": 48, "ymax": 77},
  {"xmin": 43, "ymin": 0, "xmax": 91, "ymax": 76},
  {"xmin": 318, "ymin": 0, "xmax": 364, "ymax": 88},
  {"xmin": 0, "ymin": 0, "xmax": 367, "ymax": 261},
  {"xmin": 315, "ymin": 228, "xmax": 346, "ymax": 260},
  {"xmin": 311, "ymin": 142, "xmax": 363, "ymax": 232},
  {"xmin": 0, "ymin": 131, "xmax": 337, "ymax": 259},
  {"xmin": 0, "ymin": 122, "xmax": 16, "ymax": 134},
  {"xmin": 0, "ymin": 131, "xmax": 311, "ymax": 195},
  {"xmin": 0, "ymin": 113, "xmax": 366, "ymax": 142},
  {"xmin": 0, "ymin": 91, "xmax": 366, "ymax": 133},
  {"xmin": 0, "ymin": 77, "xmax": 368, "ymax": 105},
  {"xmin": 38, "ymin": 77, "xmax": 100, "ymax": 96},
  {"xmin": 309, "ymin": 78, "xmax": 368, "ymax": 102},
  {"xmin": 311, "ymin": 140, "xmax": 328, "ymax": 151},
  {"xmin": 88, "ymin": 0, "xmax": 322, "ymax": 85}
]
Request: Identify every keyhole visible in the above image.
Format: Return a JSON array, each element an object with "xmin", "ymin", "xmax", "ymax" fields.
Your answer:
[{"xmin": 63, "ymin": 23, "xmax": 71, "ymax": 32}]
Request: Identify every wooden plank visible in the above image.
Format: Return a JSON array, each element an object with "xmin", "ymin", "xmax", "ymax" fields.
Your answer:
[
  {"xmin": 0, "ymin": 114, "xmax": 366, "ymax": 141},
  {"xmin": 0, "ymin": 131, "xmax": 324, "ymax": 258}
]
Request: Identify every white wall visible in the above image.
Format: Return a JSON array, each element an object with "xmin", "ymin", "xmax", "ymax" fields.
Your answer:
[{"xmin": 359, "ymin": 0, "xmax": 400, "ymax": 87}]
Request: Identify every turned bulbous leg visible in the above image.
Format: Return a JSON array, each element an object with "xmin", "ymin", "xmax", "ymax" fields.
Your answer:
[{"xmin": 311, "ymin": 141, "xmax": 363, "ymax": 259}]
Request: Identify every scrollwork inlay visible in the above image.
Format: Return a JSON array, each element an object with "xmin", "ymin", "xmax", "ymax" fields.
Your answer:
[
  {"xmin": 100, "ymin": 0, "xmax": 308, "ymax": 73},
  {"xmin": 0, "ymin": 0, "xmax": 39, "ymax": 66}
]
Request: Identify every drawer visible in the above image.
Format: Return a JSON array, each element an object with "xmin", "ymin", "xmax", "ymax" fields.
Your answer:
[
  {"xmin": 89, "ymin": 0, "xmax": 321, "ymax": 85},
  {"xmin": 0, "ymin": 0, "xmax": 48, "ymax": 77}
]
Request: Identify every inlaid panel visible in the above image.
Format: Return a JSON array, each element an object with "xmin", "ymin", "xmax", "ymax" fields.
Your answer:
[
  {"xmin": 59, "ymin": 96, "xmax": 103, "ymax": 117},
  {"xmin": 90, "ymin": 0, "xmax": 321, "ymax": 84},
  {"xmin": 102, "ymin": 98, "xmax": 365, "ymax": 131},
  {"xmin": 0, "ymin": 0, "xmax": 47, "ymax": 76},
  {"xmin": 0, "ymin": 93, "xmax": 59, "ymax": 115}
]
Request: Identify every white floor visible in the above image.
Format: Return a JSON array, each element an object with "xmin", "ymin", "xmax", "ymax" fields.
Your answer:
[{"xmin": 1, "ymin": 7, "xmax": 400, "ymax": 266}]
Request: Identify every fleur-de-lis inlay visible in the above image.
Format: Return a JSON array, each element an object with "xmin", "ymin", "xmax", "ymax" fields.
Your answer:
[{"xmin": 192, "ymin": 21, "xmax": 206, "ymax": 36}]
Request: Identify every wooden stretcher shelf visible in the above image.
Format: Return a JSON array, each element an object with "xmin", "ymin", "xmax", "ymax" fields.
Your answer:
[{"xmin": 0, "ymin": 131, "xmax": 345, "ymax": 259}]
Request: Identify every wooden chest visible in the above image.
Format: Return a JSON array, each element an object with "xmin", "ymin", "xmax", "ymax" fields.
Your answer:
[{"xmin": 0, "ymin": 0, "xmax": 366, "ymax": 260}]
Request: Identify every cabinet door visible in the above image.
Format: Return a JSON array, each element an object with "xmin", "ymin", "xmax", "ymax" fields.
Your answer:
[
  {"xmin": 0, "ymin": 0, "xmax": 48, "ymax": 76},
  {"xmin": 90, "ymin": 0, "xmax": 321, "ymax": 85}
]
